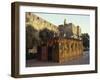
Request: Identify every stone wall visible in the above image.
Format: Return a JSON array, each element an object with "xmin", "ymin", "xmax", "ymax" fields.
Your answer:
[
  {"xmin": 26, "ymin": 12, "xmax": 59, "ymax": 33},
  {"xmin": 59, "ymin": 22, "xmax": 81, "ymax": 39},
  {"xmin": 50, "ymin": 38, "xmax": 83, "ymax": 63},
  {"xmin": 38, "ymin": 38, "xmax": 83, "ymax": 63}
]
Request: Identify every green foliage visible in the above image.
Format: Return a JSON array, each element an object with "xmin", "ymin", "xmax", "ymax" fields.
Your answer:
[
  {"xmin": 26, "ymin": 25, "xmax": 40, "ymax": 49},
  {"xmin": 39, "ymin": 28, "xmax": 55, "ymax": 42},
  {"xmin": 81, "ymin": 33, "xmax": 89, "ymax": 49}
]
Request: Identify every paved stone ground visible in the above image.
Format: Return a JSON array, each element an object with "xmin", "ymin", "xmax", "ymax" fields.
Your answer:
[{"xmin": 26, "ymin": 51, "xmax": 89, "ymax": 67}]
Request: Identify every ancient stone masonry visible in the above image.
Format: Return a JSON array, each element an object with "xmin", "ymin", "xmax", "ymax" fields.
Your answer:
[
  {"xmin": 38, "ymin": 38, "xmax": 83, "ymax": 63},
  {"xmin": 50, "ymin": 38, "xmax": 83, "ymax": 63},
  {"xmin": 26, "ymin": 12, "xmax": 83, "ymax": 63},
  {"xmin": 58, "ymin": 19, "xmax": 81, "ymax": 39},
  {"xmin": 26, "ymin": 12, "xmax": 59, "ymax": 33}
]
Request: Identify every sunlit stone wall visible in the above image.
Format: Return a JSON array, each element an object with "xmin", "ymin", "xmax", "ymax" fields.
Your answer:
[{"xmin": 26, "ymin": 12, "xmax": 59, "ymax": 33}]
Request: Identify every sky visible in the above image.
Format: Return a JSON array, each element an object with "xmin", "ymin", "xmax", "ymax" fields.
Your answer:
[{"xmin": 32, "ymin": 12, "xmax": 90, "ymax": 34}]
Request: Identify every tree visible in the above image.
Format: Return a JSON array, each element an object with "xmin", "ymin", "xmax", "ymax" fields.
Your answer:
[
  {"xmin": 26, "ymin": 25, "xmax": 41, "ymax": 59},
  {"xmin": 26, "ymin": 25, "xmax": 40, "ymax": 49},
  {"xmin": 39, "ymin": 28, "xmax": 54, "ymax": 43},
  {"xmin": 81, "ymin": 33, "xmax": 89, "ymax": 49}
]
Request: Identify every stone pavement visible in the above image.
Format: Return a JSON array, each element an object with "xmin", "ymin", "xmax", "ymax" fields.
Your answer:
[{"xmin": 26, "ymin": 51, "xmax": 89, "ymax": 67}]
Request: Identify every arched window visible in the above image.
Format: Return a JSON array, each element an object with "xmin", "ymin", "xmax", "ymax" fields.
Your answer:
[
  {"xmin": 37, "ymin": 17, "xmax": 39, "ymax": 20},
  {"xmin": 71, "ymin": 43, "xmax": 73, "ymax": 51},
  {"xmin": 67, "ymin": 44, "xmax": 69, "ymax": 53},
  {"xmin": 75, "ymin": 43, "xmax": 77, "ymax": 49}
]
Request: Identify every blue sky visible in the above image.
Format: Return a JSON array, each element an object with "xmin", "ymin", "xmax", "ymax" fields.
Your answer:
[{"xmin": 33, "ymin": 12, "xmax": 90, "ymax": 34}]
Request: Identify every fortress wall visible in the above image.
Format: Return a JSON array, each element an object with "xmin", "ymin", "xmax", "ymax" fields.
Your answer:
[{"xmin": 26, "ymin": 12, "xmax": 58, "ymax": 33}]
